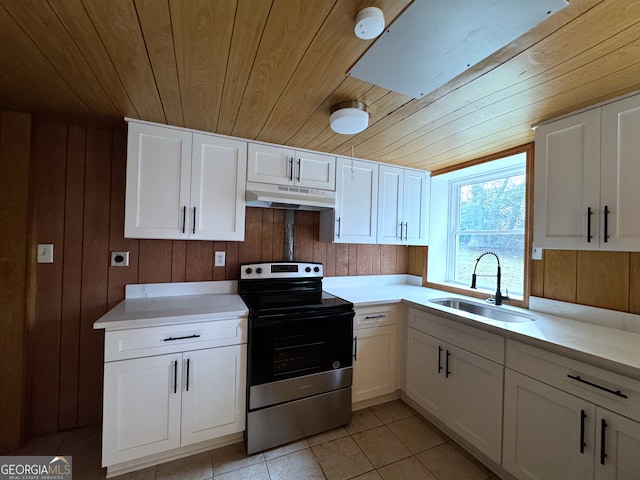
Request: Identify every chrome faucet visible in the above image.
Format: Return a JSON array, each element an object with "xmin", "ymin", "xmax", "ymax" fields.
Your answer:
[{"xmin": 470, "ymin": 251, "xmax": 509, "ymax": 305}]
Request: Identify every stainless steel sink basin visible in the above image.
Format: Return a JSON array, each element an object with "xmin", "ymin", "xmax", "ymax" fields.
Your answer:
[{"xmin": 429, "ymin": 298, "xmax": 535, "ymax": 323}]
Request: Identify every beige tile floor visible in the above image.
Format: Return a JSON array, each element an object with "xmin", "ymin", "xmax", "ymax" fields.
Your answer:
[{"xmin": 13, "ymin": 400, "xmax": 502, "ymax": 480}]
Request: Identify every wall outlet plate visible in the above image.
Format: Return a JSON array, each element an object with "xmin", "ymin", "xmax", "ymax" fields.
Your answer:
[
  {"xmin": 111, "ymin": 251, "xmax": 130, "ymax": 267},
  {"xmin": 532, "ymin": 247, "xmax": 543, "ymax": 261},
  {"xmin": 215, "ymin": 251, "xmax": 226, "ymax": 267}
]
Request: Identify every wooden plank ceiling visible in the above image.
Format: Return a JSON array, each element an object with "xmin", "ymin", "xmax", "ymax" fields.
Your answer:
[{"xmin": 0, "ymin": 0, "xmax": 639, "ymax": 171}]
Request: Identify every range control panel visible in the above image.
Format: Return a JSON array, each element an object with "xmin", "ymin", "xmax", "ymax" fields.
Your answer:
[{"xmin": 240, "ymin": 262, "xmax": 323, "ymax": 280}]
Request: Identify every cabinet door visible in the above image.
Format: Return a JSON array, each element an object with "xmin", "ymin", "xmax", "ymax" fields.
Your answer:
[
  {"xmin": 353, "ymin": 326, "xmax": 396, "ymax": 403},
  {"xmin": 332, "ymin": 158, "xmax": 378, "ymax": 243},
  {"xmin": 445, "ymin": 345, "xmax": 503, "ymax": 464},
  {"xmin": 377, "ymin": 165, "xmax": 404, "ymax": 245},
  {"xmin": 102, "ymin": 354, "xmax": 182, "ymax": 466},
  {"xmin": 191, "ymin": 134, "xmax": 247, "ymax": 241},
  {"xmin": 125, "ymin": 122, "xmax": 192, "ymax": 239},
  {"xmin": 247, "ymin": 143, "xmax": 294, "ymax": 185},
  {"xmin": 181, "ymin": 345, "xmax": 246, "ymax": 446},
  {"xmin": 403, "ymin": 169, "xmax": 429, "ymax": 246},
  {"xmin": 595, "ymin": 408, "xmax": 640, "ymax": 480},
  {"xmin": 503, "ymin": 369, "xmax": 595, "ymax": 480},
  {"xmin": 296, "ymin": 151, "xmax": 336, "ymax": 190},
  {"xmin": 601, "ymin": 95, "xmax": 640, "ymax": 251},
  {"xmin": 533, "ymin": 109, "xmax": 601, "ymax": 249},
  {"xmin": 405, "ymin": 328, "xmax": 446, "ymax": 418}
]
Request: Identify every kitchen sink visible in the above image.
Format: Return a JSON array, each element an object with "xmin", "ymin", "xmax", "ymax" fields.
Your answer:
[{"xmin": 429, "ymin": 297, "xmax": 535, "ymax": 323}]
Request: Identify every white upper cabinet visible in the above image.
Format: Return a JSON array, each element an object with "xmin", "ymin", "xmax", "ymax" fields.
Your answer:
[
  {"xmin": 190, "ymin": 134, "xmax": 247, "ymax": 241},
  {"xmin": 319, "ymin": 158, "xmax": 378, "ymax": 243},
  {"xmin": 125, "ymin": 121, "xmax": 247, "ymax": 241},
  {"xmin": 534, "ymin": 93, "xmax": 640, "ymax": 251},
  {"xmin": 247, "ymin": 143, "xmax": 335, "ymax": 190},
  {"xmin": 600, "ymin": 95, "xmax": 640, "ymax": 251},
  {"xmin": 377, "ymin": 165, "xmax": 429, "ymax": 245}
]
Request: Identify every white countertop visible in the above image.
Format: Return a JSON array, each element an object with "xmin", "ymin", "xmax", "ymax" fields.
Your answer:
[
  {"xmin": 94, "ymin": 286, "xmax": 248, "ymax": 331},
  {"xmin": 323, "ymin": 275, "xmax": 640, "ymax": 380}
]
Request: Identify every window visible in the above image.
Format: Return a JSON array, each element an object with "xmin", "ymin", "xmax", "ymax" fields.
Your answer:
[{"xmin": 428, "ymin": 150, "xmax": 527, "ymax": 299}]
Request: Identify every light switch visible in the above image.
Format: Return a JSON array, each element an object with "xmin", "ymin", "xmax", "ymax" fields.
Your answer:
[
  {"xmin": 37, "ymin": 244, "xmax": 54, "ymax": 263},
  {"xmin": 215, "ymin": 251, "xmax": 226, "ymax": 267}
]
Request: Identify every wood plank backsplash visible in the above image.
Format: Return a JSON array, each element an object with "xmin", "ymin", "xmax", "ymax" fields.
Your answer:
[
  {"xmin": 530, "ymin": 250, "xmax": 640, "ymax": 314},
  {"xmin": 26, "ymin": 118, "xmax": 410, "ymax": 436}
]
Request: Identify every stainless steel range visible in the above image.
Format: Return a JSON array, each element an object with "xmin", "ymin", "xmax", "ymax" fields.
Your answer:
[{"xmin": 238, "ymin": 262, "xmax": 354, "ymax": 454}]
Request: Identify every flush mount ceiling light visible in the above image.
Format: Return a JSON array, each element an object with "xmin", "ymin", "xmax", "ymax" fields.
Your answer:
[
  {"xmin": 354, "ymin": 7, "xmax": 385, "ymax": 40},
  {"xmin": 330, "ymin": 101, "xmax": 369, "ymax": 135}
]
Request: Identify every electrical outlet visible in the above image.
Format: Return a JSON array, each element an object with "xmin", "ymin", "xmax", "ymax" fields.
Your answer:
[
  {"xmin": 37, "ymin": 244, "xmax": 54, "ymax": 263},
  {"xmin": 215, "ymin": 251, "xmax": 226, "ymax": 267},
  {"xmin": 532, "ymin": 247, "xmax": 543, "ymax": 261},
  {"xmin": 111, "ymin": 251, "xmax": 130, "ymax": 267}
]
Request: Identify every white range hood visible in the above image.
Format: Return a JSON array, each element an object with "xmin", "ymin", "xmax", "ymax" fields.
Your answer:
[{"xmin": 245, "ymin": 181, "xmax": 335, "ymax": 211}]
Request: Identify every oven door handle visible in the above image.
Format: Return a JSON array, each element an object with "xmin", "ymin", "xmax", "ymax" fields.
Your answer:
[{"xmin": 251, "ymin": 311, "xmax": 354, "ymax": 327}]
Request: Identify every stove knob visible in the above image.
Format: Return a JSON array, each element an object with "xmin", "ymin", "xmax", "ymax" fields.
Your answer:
[
  {"xmin": 314, "ymin": 266, "xmax": 320, "ymax": 273},
  {"xmin": 305, "ymin": 266, "xmax": 311, "ymax": 272},
  {"xmin": 256, "ymin": 267, "xmax": 263, "ymax": 274},
  {"xmin": 245, "ymin": 268, "xmax": 253, "ymax": 274}
]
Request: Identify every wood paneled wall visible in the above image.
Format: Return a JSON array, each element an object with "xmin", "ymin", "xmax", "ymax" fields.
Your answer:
[
  {"xmin": 0, "ymin": 111, "xmax": 31, "ymax": 452},
  {"xmin": 530, "ymin": 250, "xmax": 640, "ymax": 314},
  {"xmin": 27, "ymin": 117, "xmax": 410, "ymax": 437}
]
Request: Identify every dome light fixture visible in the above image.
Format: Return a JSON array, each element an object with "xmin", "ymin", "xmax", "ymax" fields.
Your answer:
[
  {"xmin": 330, "ymin": 101, "xmax": 369, "ymax": 135},
  {"xmin": 354, "ymin": 7, "xmax": 385, "ymax": 40}
]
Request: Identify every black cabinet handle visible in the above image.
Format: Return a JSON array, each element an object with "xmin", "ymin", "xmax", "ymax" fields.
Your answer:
[
  {"xmin": 580, "ymin": 410, "xmax": 587, "ymax": 454},
  {"xmin": 399, "ymin": 222, "xmax": 403, "ymax": 240},
  {"xmin": 445, "ymin": 350, "xmax": 451, "ymax": 378},
  {"xmin": 289, "ymin": 158, "xmax": 294, "ymax": 181},
  {"xmin": 173, "ymin": 360, "xmax": 178, "ymax": 394},
  {"xmin": 297, "ymin": 158, "xmax": 301, "ymax": 182},
  {"xmin": 353, "ymin": 336, "xmax": 358, "ymax": 361},
  {"xmin": 337, "ymin": 217, "xmax": 341, "ymax": 239},
  {"xmin": 437, "ymin": 346, "xmax": 443, "ymax": 373},
  {"xmin": 185, "ymin": 358, "xmax": 190, "ymax": 392},
  {"xmin": 404, "ymin": 222, "xmax": 408, "ymax": 241},
  {"xmin": 603, "ymin": 205, "xmax": 609, "ymax": 243},
  {"xmin": 587, "ymin": 207, "xmax": 592, "ymax": 242},
  {"xmin": 600, "ymin": 418, "xmax": 607, "ymax": 465},
  {"xmin": 164, "ymin": 334, "xmax": 201, "ymax": 342},
  {"xmin": 182, "ymin": 206, "xmax": 186, "ymax": 234},
  {"xmin": 192, "ymin": 207, "xmax": 196, "ymax": 234},
  {"xmin": 567, "ymin": 374, "xmax": 628, "ymax": 398}
]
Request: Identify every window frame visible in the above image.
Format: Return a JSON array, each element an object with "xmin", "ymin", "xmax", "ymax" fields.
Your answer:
[{"xmin": 424, "ymin": 144, "xmax": 534, "ymax": 309}]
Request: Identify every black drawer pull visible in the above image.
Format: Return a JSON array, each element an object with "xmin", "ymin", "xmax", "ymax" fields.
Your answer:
[
  {"xmin": 567, "ymin": 374, "xmax": 628, "ymax": 399},
  {"xmin": 437, "ymin": 345, "xmax": 443, "ymax": 373},
  {"xmin": 364, "ymin": 315, "xmax": 386, "ymax": 320},
  {"xmin": 163, "ymin": 334, "xmax": 201, "ymax": 342}
]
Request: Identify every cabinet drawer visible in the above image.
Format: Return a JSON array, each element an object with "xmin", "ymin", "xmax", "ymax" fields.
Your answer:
[
  {"xmin": 354, "ymin": 305, "xmax": 396, "ymax": 329},
  {"xmin": 506, "ymin": 339, "xmax": 640, "ymax": 421},
  {"xmin": 408, "ymin": 307, "xmax": 504, "ymax": 364},
  {"xmin": 105, "ymin": 318, "xmax": 247, "ymax": 362}
]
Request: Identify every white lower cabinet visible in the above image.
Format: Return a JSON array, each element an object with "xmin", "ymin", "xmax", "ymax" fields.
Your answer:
[
  {"xmin": 405, "ymin": 308, "xmax": 504, "ymax": 463},
  {"xmin": 503, "ymin": 339, "xmax": 640, "ymax": 480},
  {"xmin": 352, "ymin": 305, "xmax": 397, "ymax": 404},
  {"xmin": 101, "ymin": 319, "xmax": 247, "ymax": 469}
]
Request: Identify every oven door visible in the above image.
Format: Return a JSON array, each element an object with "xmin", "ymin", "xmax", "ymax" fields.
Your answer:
[{"xmin": 249, "ymin": 309, "xmax": 353, "ymax": 387}]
